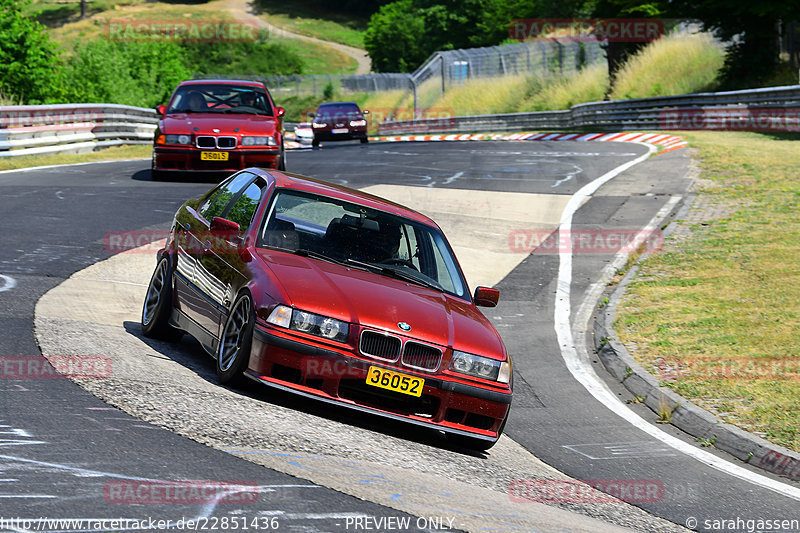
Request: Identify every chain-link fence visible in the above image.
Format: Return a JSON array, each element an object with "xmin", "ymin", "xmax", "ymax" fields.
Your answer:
[
  {"xmin": 198, "ymin": 38, "xmax": 605, "ymax": 100},
  {"xmin": 414, "ymin": 38, "xmax": 604, "ymax": 90}
]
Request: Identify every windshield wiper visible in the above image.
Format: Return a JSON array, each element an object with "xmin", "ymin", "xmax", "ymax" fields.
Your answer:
[
  {"xmin": 293, "ymin": 249, "xmax": 371, "ymax": 271},
  {"xmin": 293, "ymin": 248, "xmax": 339, "ymax": 263},
  {"xmin": 345, "ymin": 259, "xmax": 443, "ymax": 292}
]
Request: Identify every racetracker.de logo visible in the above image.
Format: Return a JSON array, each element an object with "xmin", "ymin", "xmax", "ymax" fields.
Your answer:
[
  {"xmin": 105, "ymin": 230, "xmax": 170, "ymax": 254},
  {"xmin": 104, "ymin": 481, "xmax": 259, "ymax": 504},
  {"xmin": 509, "ymin": 18, "xmax": 664, "ymax": 42},
  {"xmin": 509, "ymin": 229, "xmax": 663, "ymax": 254},
  {"xmin": 1, "ymin": 356, "xmax": 112, "ymax": 380},
  {"xmin": 509, "ymin": 478, "xmax": 664, "ymax": 504},
  {"xmin": 660, "ymin": 108, "xmax": 800, "ymax": 133},
  {"xmin": 105, "ymin": 19, "xmax": 259, "ymax": 43},
  {"xmin": 1, "ymin": 108, "xmax": 102, "ymax": 128}
]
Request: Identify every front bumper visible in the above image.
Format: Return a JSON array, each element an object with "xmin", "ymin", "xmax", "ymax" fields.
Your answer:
[
  {"xmin": 153, "ymin": 147, "xmax": 281, "ymax": 172},
  {"xmin": 248, "ymin": 325, "xmax": 512, "ymax": 442},
  {"xmin": 312, "ymin": 129, "xmax": 368, "ymax": 142}
]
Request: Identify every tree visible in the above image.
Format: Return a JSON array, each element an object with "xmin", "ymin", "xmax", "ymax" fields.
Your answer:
[
  {"xmin": 364, "ymin": 0, "xmax": 427, "ymax": 72},
  {"xmin": 365, "ymin": 0, "xmax": 591, "ymax": 73},
  {"xmin": 0, "ymin": 0, "xmax": 63, "ymax": 103},
  {"xmin": 663, "ymin": 0, "xmax": 798, "ymax": 87},
  {"xmin": 589, "ymin": 0, "xmax": 664, "ymax": 87}
]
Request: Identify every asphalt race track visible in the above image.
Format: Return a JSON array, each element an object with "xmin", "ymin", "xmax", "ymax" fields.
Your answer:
[{"xmin": 1, "ymin": 141, "xmax": 799, "ymax": 533}]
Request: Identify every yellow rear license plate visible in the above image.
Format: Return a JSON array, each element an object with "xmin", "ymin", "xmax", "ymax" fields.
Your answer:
[
  {"xmin": 366, "ymin": 366, "xmax": 424, "ymax": 397},
  {"xmin": 200, "ymin": 151, "xmax": 229, "ymax": 161}
]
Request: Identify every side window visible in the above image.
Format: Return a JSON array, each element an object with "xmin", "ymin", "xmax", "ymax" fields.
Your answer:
[
  {"xmin": 226, "ymin": 182, "xmax": 264, "ymax": 231},
  {"xmin": 198, "ymin": 172, "xmax": 254, "ymax": 222}
]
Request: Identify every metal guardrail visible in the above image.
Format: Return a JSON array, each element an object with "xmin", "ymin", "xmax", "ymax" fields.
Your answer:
[
  {"xmin": 378, "ymin": 85, "xmax": 800, "ymax": 134},
  {"xmin": 0, "ymin": 104, "xmax": 157, "ymax": 157}
]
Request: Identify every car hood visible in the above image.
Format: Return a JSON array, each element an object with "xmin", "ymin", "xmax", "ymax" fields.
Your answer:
[
  {"xmin": 161, "ymin": 113, "xmax": 278, "ymax": 135},
  {"xmin": 256, "ymin": 250, "xmax": 506, "ymax": 360}
]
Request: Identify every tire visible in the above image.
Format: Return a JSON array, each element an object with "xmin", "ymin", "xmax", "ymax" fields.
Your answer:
[
  {"xmin": 141, "ymin": 257, "xmax": 182, "ymax": 341},
  {"xmin": 151, "ymin": 169, "xmax": 165, "ymax": 181},
  {"xmin": 312, "ymin": 137, "xmax": 320, "ymax": 147},
  {"xmin": 360, "ymin": 136, "xmax": 369, "ymax": 144},
  {"xmin": 217, "ymin": 292, "xmax": 255, "ymax": 386}
]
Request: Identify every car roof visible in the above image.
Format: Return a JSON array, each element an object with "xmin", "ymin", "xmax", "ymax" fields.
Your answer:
[
  {"xmin": 178, "ymin": 79, "xmax": 266, "ymax": 89},
  {"xmin": 253, "ymin": 168, "xmax": 438, "ymax": 227},
  {"xmin": 317, "ymin": 102, "xmax": 360, "ymax": 108}
]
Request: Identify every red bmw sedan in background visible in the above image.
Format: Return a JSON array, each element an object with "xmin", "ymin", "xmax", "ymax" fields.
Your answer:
[
  {"xmin": 152, "ymin": 80, "xmax": 286, "ymax": 180},
  {"xmin": 141, "ymin": 168, "xmax": 513, "ymax": 449},
  {"xmin": 310, "ymin": 101, "xmax": 369, "ymax": 147}
]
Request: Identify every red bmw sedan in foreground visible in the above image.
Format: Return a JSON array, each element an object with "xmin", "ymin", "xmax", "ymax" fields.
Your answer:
[
  {"xmin": 152, "ymin": 80, "xmax": 286, "ymax": 180},
  {"xmin": 141, "ymin": 168, "xmax": 512, "ymax": 449}
]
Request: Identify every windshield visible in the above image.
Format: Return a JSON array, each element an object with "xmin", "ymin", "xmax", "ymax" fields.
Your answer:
[
  {"xmin": 167, "ymin": 84, "xmax": 273, "ymax": 116},
  {"xmin": 259, "ymin": 189, "xmax": 468, "ymax": 299},
  {"xmin": 315, "ymin": 104, "xmax": 363, "ymax": 121}
]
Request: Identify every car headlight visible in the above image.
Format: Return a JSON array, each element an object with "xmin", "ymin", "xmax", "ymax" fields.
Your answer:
[
  {"xmin": 349, "ymin": 119, "xmax": 366, "ymax": 127},
  {"xmin": 449, "ymin": 350, "xmax": 510, "ymax": 383},
  {"xmin": 267, "ymin": 305, "xmax": 349, "ymax": 343},
  {"xmin": 312, "ymin": 122, "xmax": 327, "ymax": 129},
  {"xmin": 163, "ymin": 134, "xmax": 191, "ymax": 145},
  {"xmin": 241, "ymin": 136, "xmax": 277, "ymax": 146}
]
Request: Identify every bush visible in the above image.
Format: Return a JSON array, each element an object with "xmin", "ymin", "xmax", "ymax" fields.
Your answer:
[
  {"xmin": 61, "ymin": 39, "xmax": 191, "ymax": 108},
  {"xmin": 610, "ymin": 32, "xmax": 725, "ymax": 100},
  {"xmin": 0, "ymin": 0, "xmax": 64, "ymax": 103}
]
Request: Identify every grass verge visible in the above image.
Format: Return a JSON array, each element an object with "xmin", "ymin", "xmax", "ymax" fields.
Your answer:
[
  {"xmin": 0, "ymin": 145, "xmax": 151, "ymax": 172},
  {"xmin": 615, "ymin": 131, "xmax": 800, "ymax": 452}
]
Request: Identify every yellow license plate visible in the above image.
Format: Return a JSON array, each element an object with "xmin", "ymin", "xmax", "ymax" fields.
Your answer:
[
  {"xmin": 200, "ymin": 151, "xmax": 229, "ymax": 161},
  {"xmin": 366, "ymin": 366, "xmax": 424, "ymax": 397}
]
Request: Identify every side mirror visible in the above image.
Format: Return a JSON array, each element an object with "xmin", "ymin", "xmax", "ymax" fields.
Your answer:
[
  {"xmin": 210, "ymin": 217, "xmax": 252, "ymax": 261},
  {"xmin": 156, "ymin": 104, "xmax": 167, "ymax": 116},
  {"xmin": 276, "ymin": 107, "xmax": 286, "ymax": 118},
  {"xmin": 308, "ymin": 112, "xmax": 315, "ymax": 118},
  {"xmin": 210, "ymin": 216, "xmax": 240, "ymax": 234},
  {"xmin": 473, "ymin": 286, "xmax": 499, "ymax": 307}
]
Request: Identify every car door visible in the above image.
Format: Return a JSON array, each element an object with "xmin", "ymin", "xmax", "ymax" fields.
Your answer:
[
  {"xmin": 196, "ymin": 173, "xmax": 266, "ymax": 342},
  {"xmin": 178, "ymin": 171, "xmax": 256, "ymax": 336}
]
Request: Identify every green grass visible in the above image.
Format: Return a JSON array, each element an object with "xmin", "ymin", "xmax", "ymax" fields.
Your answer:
[
  {"xmin": 275, "ymin": 37, "xmax": 357, "ymax": 75},
  {"xmin": 616, "ymin": 131, "xmax": 800, "ymax": 452},
  {"xmin": 252, "ymin": 0, "xmax": 367, "ymax": 49},
  {"xmin": 610, "ymin": 32, "xmax": 725, "ymax": 100},
  {"xmin": 0, "ymin": 145, "xmax": 151, "ymax": 172}
]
